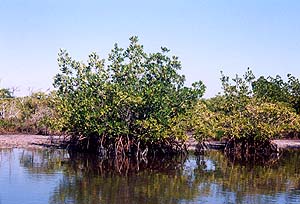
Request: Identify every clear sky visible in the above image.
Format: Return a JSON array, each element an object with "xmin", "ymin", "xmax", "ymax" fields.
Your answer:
[{"xmin": 1, "ymin": 0, "xmax": 300, "ymax": 98}]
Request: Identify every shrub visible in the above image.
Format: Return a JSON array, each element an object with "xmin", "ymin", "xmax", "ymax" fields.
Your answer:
[
  {"xmin": 0, "ymin": 92, "xmax": 56, "ymax": 134},
  {"xmin": 191, "ymin": 68, "xmax": 300, "ymax": 158},
  {"xmin": 53, "ymin": 36, "xmax": 205, "ymax": 156}
]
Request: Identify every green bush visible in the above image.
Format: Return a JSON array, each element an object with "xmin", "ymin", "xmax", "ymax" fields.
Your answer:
[
  {"xmin": 53, "ymin": 36, "xmax": 205, "ymax": 155},
  {"xmin": 188, "ymin": 100, "xmax": 225, "ymax": 141},
  {"xmin": 190, "ymin": 69, "xmax": 300, "ymax": 157},
  {"xmin": 253, "ymin": 74, "xmax": 300, "ymax": 113},
  {"xmin": 222, "ymin": 101, "xmax": 300, "ymax": 141}
]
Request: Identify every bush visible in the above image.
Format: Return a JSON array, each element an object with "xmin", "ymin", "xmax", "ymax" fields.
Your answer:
[
  {"xmin": 222, "ymin": 101, "xmax": 300, "ymax": 141},
  {"xmin": 253, "ymin": 74, "xmax": 300, "ymax": 113},
  {"xmin": 53, "ymin": 36, "xmax": 205, "ymax": 156},
  {"xmin": 190, "ymin": 68, "xmax": 300, "ymax": 158},
  {"xmin": 0, "ymin": 92, "xmax": 56, "ymax": 134}
]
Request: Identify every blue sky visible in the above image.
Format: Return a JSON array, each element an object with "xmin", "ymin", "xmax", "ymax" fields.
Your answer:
[{"xmin": 1, "ymin": 0, "xmax": 300, "ymax": 97}]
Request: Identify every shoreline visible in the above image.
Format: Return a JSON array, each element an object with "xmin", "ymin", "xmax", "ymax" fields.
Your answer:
[
  {"xmin": 0, "ymin": 134, "xmax": 66, "ymax": 149},
  {"xmin": 1, "ymin": 134, "xmax": 300, "ymax": 151}
]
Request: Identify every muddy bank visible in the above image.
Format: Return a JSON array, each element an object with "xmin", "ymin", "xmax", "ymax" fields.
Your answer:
[
  {"xmin": 0, "ymin": 134, "xmax": 67, "ymax": 149},
  {"xmin": 272, "ymin": 139, "xmax": 300, "ymax": 149},
  {"xmin": 187, "ymin": 138, "xmax": 300, "ymax": 151},
  {"xmin": 1, "ymin": 134, "xmax": 300, "ymax": 151}
]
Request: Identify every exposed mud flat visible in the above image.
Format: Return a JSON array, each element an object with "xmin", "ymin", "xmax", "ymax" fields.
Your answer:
[
  {"xmin": 0, "ymin": 134, "xmax": 66, "ymax": 149},
  {"xmin": 272, "ymin": 139, "xmax": 300, "ymax": 149},
  {"xmin": 1, "ymin": 134, "xmax": 300, "ymax": 151},
  {"xmin": 187, "ymin": 138, "xmax": 300, "ymax": 151}
]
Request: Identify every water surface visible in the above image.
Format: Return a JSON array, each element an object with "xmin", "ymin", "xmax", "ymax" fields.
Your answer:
[{"xmin": 0, "ymin": 148, "xmax": 300, "ymax": 204}]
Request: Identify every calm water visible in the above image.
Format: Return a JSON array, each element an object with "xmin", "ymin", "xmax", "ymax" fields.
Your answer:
[{"xmin": 0, "ymin": 149, "xmax": 300, "ymax": 204}]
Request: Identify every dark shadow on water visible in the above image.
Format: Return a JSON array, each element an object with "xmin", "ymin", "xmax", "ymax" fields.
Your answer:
[{"xmin": 66, "ymin": 151, "xmax": 188, "ymax": 175}]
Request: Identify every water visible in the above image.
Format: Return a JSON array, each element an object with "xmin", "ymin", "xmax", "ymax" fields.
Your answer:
[{"xmin": 0, "ymin": 148, "xmax": 300, "ymax": 204}]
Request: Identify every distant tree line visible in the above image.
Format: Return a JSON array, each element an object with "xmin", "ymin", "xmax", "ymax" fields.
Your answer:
[{"xmin": 0, "ymin": 91, "xmax": 57, "ymax": 134}]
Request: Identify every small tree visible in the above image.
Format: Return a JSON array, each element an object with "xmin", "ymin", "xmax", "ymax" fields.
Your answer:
[
  {"xmin": 0, "ymin": 88, "xmax": 13, "ymax": 99},
  {"xmin": 53, "ymin": 36, "xmax": 205, "ymax": 156}
]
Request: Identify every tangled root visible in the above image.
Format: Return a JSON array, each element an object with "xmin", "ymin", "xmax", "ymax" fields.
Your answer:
[{"xmin": 224, "ymin": 138, "xmax": 281, "ymax": 165}]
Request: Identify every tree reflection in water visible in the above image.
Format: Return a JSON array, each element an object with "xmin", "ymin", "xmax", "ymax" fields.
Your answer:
[
  {"xmin": 197, "ymin": 150, "xmax": 300, "ymax": 204},
  {"xmin": 49, "ymin": 152, "xmax": 200, "ymax": 204},
  {"xmin": 8, "ymin": 149, "xmax": 300, "ymax": 204}
]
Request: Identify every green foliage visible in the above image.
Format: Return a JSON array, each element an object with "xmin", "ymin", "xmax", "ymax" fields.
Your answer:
[
  {"xmin": 221, "ymin": 101, "xmax": 300, "ymax": 141},
  {"xmin": 191, "ymin": 68, "xmax": 300, "ymax": 147},
  {"xmin": 0, "ymin": 88, "xmax": 13, "ymax": 98},
  {"xmin": 53, "ymin": 36, "xmax": 205, "ymax": 154},
  {"xmin": 190, "ymin": 69, "xmax": 255, "ymax": 141},
  {"xmin": 219, "ymin": 67, "xmax": 255, "ymax": 113},
  {"xmin": 253, "ymin": 74, "xmax": 300, "ymax": 113},
  {"xmin": 188, "ymin": 100, "xmax": 225, "ymax": 141},
  {"xmin": 252, "ymin": 75, "xmax": 289, "ymax": 103}
]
